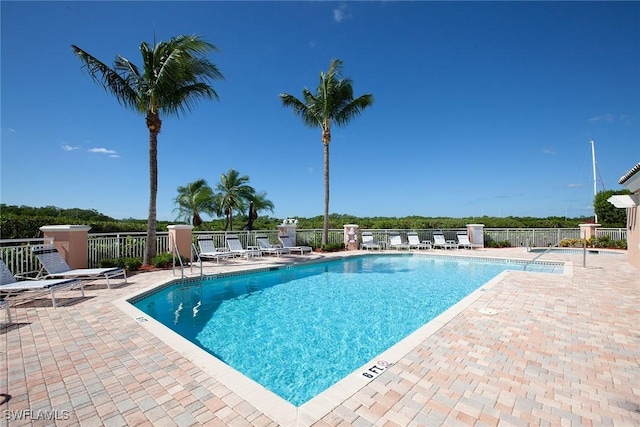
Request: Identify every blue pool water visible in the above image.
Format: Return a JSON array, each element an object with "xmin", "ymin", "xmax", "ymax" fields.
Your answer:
[{"xmin": 132, "ymin": 255, "xmax": 560, "ymax": 406}]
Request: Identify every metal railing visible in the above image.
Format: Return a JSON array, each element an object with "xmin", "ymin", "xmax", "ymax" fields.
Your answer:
[{"xmin": 0, "ymin": 228, "xmax": 627, "ymax": 277}]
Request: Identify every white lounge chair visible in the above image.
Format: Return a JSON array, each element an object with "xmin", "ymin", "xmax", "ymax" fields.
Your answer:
[
  {"xmin": 432, "ymin": 233, "xmax": 457, "ymax": 250},
  {"xmin": 31, "ymin": 244, "xmax": 127, "ymax": 289},
  {"xmin": 1, "ymin": 258, "xmax": 84, "ymax": 308},
  {"xmin": 407, "ymin": 232, "xmax": 431, "ymax": 250},
  {"xmin": 197, "ymin": 237, "xmax": 233, "ymax": 263},
  {"xmin": 457, "ymin": 232, "xmax": 473, "ymax": 249},
  {"xmin": 256, "ymin": 236, "xmax": 289, "ymax": 257},
  {"xmin": 278, "ymin": 235, "xmax": 312, "ymax": 254},
  {"xmin": 388, "ymin": 234, "xmax": 410, "ymax": 250},
  {"xmin": 360, "ymin": 232, "xmax": 382, "ymax": 250},
  {"xmin": 225, "ymin": 234, "xmax": 262, "ymax": 259}
]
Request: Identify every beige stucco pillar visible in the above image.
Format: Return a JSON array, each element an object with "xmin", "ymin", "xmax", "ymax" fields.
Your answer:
[
  {"xmin": 167, "ymin": 225, "xmax": 194, "ymax": 260},
  {"xmin": 40, "ymin": 225, "xmax": 91, "ymax": 269},
  {"xmin": 579, "ymin": 223, "xmax": 601, "ymax": 240},
  {"xmin": 467, "ymin": 224, "xmax": 485, "ymax": 249},
  {"xmin": 344, "ymin": 224, "xmax": 359, "ymax": 251},
  {"xmin": 277, "ymin": 219, "xmax": 298, "ymax": 242}
]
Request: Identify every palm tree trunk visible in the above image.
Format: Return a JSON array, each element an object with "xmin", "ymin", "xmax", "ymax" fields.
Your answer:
[
  {"xmin": 323, "ymin": 141, "xmax": 330, "ymax": 245},
  {"xmin": 144, "ymin": 112, "xmax": 161, "ymax": 265}
]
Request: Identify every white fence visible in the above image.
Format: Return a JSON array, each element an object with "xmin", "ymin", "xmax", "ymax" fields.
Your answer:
[{"xmin": 0, "ymin": 228, "xmax": 627, "ymax": 275}]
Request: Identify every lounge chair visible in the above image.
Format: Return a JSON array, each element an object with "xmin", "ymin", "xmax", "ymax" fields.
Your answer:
[
  {"xmin": 256, "ymin": 236, "xmax": 290, "ymax": 257},
  {"xmin": 32, "ymin": 244, "xmax": 127, "ymax": 287},
  {"xmin": 278, "ymin": 235, "xmax": 312, "ymax": 254},
  {"xmin": 197, "ymin": 237, "xmax": 233, "ymax": 263},
  {"xmin": 31, "ymin": 244, "xmax": 127, "ymax": 289},
  {"xmin": 407, "ymin": 232, "xmax": 431, "ymax": 250},
  {"xmin": 456, "ymin": 232, "xmax": 473, "ymax": 249},
  {"xmin": 360, "ymin": 232, "xmax": 382, "ymax": 250},
  {"xmin": 1, "ymin": 258, "xmax": 84, "ymax": 308},
  {"xmin": 225, "ymin": 234, "xmax": 262, "ymax": 259},
  {"xmin": 388, "ymin": 234, "xmax": 410, "ymax": 250},
  {"xmin": 432, "ymin": 233, "xmax": 457, "ymax": 250}
]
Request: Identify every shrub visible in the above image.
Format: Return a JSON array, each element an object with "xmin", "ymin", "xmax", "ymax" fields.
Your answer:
[
  {"xmin": 151, "ymin": 253, "xmax": 174, "ymax": 268},
  {"xmin": 123, "ymin": 257, "xmax": 142, "ymax": 271},
  {"xmin": 321, "ymin": 242, "xmax": 344, "ymax": 252},
  {"xmin": 151, "ymin": 253, "xmax": 188, "ymax": 268},
  {"xmin": 98, "ymin": 257, "xmax": 142, "ymax": 271}
]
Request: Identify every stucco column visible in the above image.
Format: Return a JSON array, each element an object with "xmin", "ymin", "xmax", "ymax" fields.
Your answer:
[
  {"xmin": 579, "ymin": 223, "xmax": 601, "ymax": 240},
  {"xmin": 40, "ymin": 225, "xmax": 91, "ymax": 269},
  {"xmin": 344, "ymin": 224, "xmax": 359, "ymax": 251},
  {"xmin": 277, "ymin": 219, "xmax": 298, "ymax": 243},
  {"xmin": 167, "ymin": 225, "xmax": 194, "ymax": 260},
  {"xmin": 467, "ymin": 224, "xmax": 485, "ymax": 249}
]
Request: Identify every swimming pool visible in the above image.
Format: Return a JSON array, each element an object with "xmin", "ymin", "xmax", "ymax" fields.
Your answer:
[{"xmin": 131, "ymin": 254, "xmax": 562, "ymax": 406}]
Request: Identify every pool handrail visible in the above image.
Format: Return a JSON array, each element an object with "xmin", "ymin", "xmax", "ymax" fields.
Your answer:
[{"xmin": 524, "ymin": 240, "xmax": 563, "ymax": 270}]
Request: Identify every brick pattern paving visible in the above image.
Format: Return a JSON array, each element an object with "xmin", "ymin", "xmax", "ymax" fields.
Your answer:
[{"xmin": 1, "ymin": 249, "xmax": 638, "ymax": 426}]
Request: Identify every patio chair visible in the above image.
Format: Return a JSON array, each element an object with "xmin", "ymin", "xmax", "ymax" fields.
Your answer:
[
  {"xmin": 278, "ymin": 235, "xmax": 312, "ymax": 254},
  {"xmin": 407, "ymin": 232, "xmax": 431, "ymax": 250},
  {"xmin": 197, "ymin": 237, "xmax": 234, "ymax": 264},
  {"xmin": 1, "ymin": 258, "xmax": 84, "ymax": 308},
  {"xmin": 360, "ymin": 232, "xmax": 382, "ymax": 250},
  {"xmin": 432, "ymin": 233, "xmax": 457, "ymax": 250},
  {"xmin": 388, "ymin": 234, "xmax": 410, "ymax": 250},
  {"xmin": 225, "ymin": 234, "xmax": 262, "ymax": 259},
  {"xmin": 31, "ymin": 244, "xmax": 127, "ymax": 289},
  {"xmin": 456, "ymin": 232, "xmax": 473, "ymax": 249},
  {"xmin": 256, "ymin": 236, "xmax": 290, "ymax": 257}
]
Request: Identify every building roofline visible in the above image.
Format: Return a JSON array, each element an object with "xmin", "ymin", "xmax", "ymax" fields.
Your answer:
[{"xmin": 619, "ymin": 162, "xmax": 640, "ymax": 184}]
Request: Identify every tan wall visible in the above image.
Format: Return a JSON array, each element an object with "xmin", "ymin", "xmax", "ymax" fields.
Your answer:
[
  {"xmin": 627, "ymin": 206, "xmax": 640, "ymax": 270},
  {"xmin": 167, "ymin": 225, "xmax": 194, "ymax": 260},
  {"xmin": 40, "ymin": 225, "xmax": 90, "ymax": 269}
]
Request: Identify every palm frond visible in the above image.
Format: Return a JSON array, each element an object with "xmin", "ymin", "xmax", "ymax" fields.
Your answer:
[{"xmin": 71, "ymin": 45, "xmax": 139, "ymax": 111}]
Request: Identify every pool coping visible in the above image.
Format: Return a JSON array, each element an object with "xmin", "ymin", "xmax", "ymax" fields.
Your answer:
[{"xmin": 114, "ymin": 252, "xmax": 571, "ymax": 426}]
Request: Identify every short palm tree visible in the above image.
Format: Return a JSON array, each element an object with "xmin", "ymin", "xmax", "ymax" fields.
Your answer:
[
  {"xmin": 215, "ymin": 169, "xmax": 256, "ymax": 230},
  {"xmin": 173, "ymin": 179, "xmax": 217, "ymax": 226},
  {"xmin": 280, "ymin": 59, "xmax": 373, "ymax": 244},
  {"xmin": 250, "ymin": 192, "xmax": 275, "ymax": 216},
  {"xmin": 72, "ymin": 35, "xmax": 223, "ymax": 264}
]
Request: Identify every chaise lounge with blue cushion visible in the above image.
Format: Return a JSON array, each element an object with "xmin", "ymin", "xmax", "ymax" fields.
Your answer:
[
  {"xmin": 278, "ymin": 235, "xmax": 312, "ymax": 254},
  {"xmin": 31, "ymin": 244, "xmax": 127, "ymax": 289},
  {"xmin": 197, "ymin": 237, "xmax": 234, "ymax": 263},
  {"xmin": 1, "ymin": 258, "xmax": 84, "ymax": 308}
]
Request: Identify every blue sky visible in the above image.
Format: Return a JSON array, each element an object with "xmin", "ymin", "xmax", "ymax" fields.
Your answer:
[{"xmin": 2, "ymin": 1, "xmax": 639, "ymax": 222}]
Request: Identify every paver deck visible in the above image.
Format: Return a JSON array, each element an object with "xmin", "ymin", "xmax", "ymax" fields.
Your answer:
[{"xmin": 1, "ymin": 248, "xmax": 638, "ymax": 426}]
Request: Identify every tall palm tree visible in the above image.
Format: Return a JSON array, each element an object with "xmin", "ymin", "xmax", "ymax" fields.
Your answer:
[
  {"xmin": 71, "ymin": 35, "xmax": 223, "ymax": 264},
  {"xmin": 280, "ymin": 59, "xmax": 373, "ymax": 244},
  {"xmin": 215, "ymin": 169, "xmax": 256, "ymax": 230},
  {"xmin": 173, "ymin": 179, "xmax": 217, "ymax": 226}
]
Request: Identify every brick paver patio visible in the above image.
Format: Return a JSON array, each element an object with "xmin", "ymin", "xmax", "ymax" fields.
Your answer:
[{"xmin": 1, "ymin": 248, "xmax": 638, "ymax": 426}]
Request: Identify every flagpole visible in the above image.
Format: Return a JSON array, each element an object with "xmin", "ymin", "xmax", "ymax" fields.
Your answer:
[{"xmin": 590, "ymin": 139, "xmax": 598, "ymax": 223}]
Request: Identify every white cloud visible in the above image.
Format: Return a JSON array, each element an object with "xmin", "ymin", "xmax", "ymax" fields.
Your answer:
[
  {"xmin": 566, "ymin": 183, "xmax": 584, "ymax": 188},
  {"xmin": 542, "ymin": 148, "xmax": 555, "ymax": 155},
  {"xmin": 588, "ymin": 113, "xmax": 614, "ymax": 123},
  {"xmin": 89, "ymin": 147, "xmax": 118, "ymax": 155},
  {"xmin": 62, "ymin": 144, "xmax": 80, "ymax": 151},
  {"xmin": 333, "ymin": 4, "xmax": 350, "ymax": 23}
]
